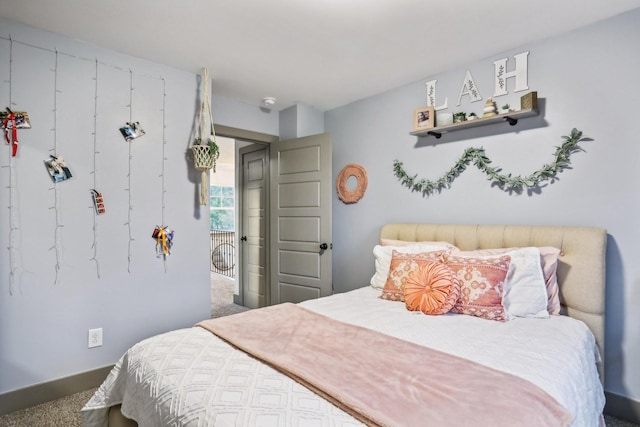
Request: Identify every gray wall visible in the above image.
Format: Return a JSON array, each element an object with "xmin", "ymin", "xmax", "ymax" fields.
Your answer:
[
  {"xmin": 279, "ymin": 102, "xmax": 325, "ymax": 140},
  {"xmin": 327, "ymin": 9, "xmax": 640, "ymax": 402},
  {"xmin": 0, "ymin": 17, "xmax": 278, "ymax": 394}
]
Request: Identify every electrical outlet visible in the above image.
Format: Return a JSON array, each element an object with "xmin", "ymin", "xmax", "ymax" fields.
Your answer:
[{"xmin": 88, "ymin": 328, "xmax": 103, "ymax": 348}]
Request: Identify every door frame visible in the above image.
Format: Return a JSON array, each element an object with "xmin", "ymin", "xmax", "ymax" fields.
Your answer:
[{"xmin": 215, "ymin": 125, "xmax": 278, "ymax": 307}]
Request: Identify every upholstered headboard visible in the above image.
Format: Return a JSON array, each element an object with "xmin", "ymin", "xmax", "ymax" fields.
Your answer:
[{"xmin": 380, "ymin": 223, "xmax": 607, "ymax": 378}]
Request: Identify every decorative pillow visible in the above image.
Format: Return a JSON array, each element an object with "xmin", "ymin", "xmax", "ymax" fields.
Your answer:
[
  {"xmin": 538, "ymin": 247, "xmax": 561, "ymax": 315},
  {"xmin": 380, "ymin": 251, "xmax": 445, "ymax": 301},
  {"xmin": 501, "ymin": 248, "xmax": 549, "ymax": 319},
  {"xmin": 370, "ymin": 243, "xmax": 451, "ymax": 289},
  {"xmin": 403, "ymin": 261, "xmax": 460, "ymax": 315},
  {"xmin": 445, "ymin": 254, "xmax": 511, "ymax": 322},
  {"xmin": 451, "ymin": 246, "xmax": 561, "ymax": 315}
]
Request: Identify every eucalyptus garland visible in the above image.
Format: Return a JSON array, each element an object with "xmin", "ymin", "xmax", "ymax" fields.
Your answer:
[{"xmin": 394, "ymin": 128, "xmax": 587, "ymax": 196}]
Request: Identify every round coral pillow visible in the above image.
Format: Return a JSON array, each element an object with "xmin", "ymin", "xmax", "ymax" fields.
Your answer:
[{"xmin": 403, "ymin": 261, "xmax": 460, "ymax": 315}]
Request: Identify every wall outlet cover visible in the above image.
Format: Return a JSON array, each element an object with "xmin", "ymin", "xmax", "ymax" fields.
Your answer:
[{"xmin": 88, "ymin": 328, "xmax": 103, "ymax": 348}]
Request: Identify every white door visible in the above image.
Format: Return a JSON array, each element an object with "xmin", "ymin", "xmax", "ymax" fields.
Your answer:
[
  {"xmin": 270, "ymin": 133, "xmax": 332, "ymax": 304},
  {"xmin": 240, "ymin": 147, "xmax": 268, "ymax": 309}
]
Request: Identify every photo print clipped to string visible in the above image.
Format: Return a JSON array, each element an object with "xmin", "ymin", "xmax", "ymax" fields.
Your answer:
[
  {"xmin": 91, "ymin": 189, "xmax": 106, "ymax": 215},
  {"xmin": 2, "ymin": 108, "xmax": 31, "ymax": 157},
  {"xmin": 44, "ymin": 155, "xmax": 72, "ymax": 183},
  {"xmin": 152, "ymin": 225, "xmax": 175, "ymax": 258},
  {"xmin": 119, "ymin": 121, "xmax": 146, "ymax": 142}
]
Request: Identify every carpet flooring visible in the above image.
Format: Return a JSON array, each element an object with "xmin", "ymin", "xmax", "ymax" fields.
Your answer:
[
  {"xmin": 0, "ymin": 274, "xmax": 637, "ymax": 426},
  {"xmin": 210, "ymin": 272, "xmax": 250, "ymax": 318},
  {"xmin": 1, "ymin": 388, "xmax": 637, "ymax": 427}
]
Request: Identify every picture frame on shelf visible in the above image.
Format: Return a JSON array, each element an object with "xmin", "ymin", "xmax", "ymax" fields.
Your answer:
[{"xmin": 413, "ymin": 106, "xmax": 435, "ymax": 131}]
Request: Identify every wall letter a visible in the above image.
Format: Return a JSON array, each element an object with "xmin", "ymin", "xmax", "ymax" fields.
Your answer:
[{"xmin": 456, "ymin": 70, "xmax": 482, "ymax": 106}]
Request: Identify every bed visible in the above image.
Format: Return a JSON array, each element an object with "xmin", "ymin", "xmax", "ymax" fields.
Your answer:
[{"xmin": 82, "ymin": 223, "xmax": 607, "ymax": 427}]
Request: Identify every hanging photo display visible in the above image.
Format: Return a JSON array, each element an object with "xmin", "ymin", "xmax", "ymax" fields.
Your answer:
[
  {"xmin": 44, "ymin": 155, "xmax": 72, "ymax": 183},
  {"xmin": 119, "ymin": 121, "xmax": 146, "ymax": 142},
  {"xmin": 152, "ymin": 225, "xmax": 175, "ymax": 257}
]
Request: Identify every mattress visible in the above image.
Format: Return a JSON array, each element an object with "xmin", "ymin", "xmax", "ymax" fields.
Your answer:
[{"xmin": 81, "ymin": 285, "xmax": 604, "ymax": 427}]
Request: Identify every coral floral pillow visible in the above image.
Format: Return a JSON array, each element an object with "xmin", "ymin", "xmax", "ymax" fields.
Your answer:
[
  {"xmin": 451, "ymin": 246, "xmax": 561, "ymax": 315},
  {"xmin": 380, "ymin": 251, "xmax": 445, "ymax": 301},
  {"xmin": 403, "ymin": 261, "xmax": 460, "ymax": 315},
  {"xmin": 445, "ymin": 254, "xmax": 511, "ymax": 321}
]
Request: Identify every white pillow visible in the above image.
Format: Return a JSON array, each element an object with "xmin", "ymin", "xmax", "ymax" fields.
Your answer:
[
  {"xmin": 370, "ymin": 243, "xmax": 450, "ymax": 289},
  {"xmin": 502, "ymin": 247, "xmax": 550, "ymax": 319}
]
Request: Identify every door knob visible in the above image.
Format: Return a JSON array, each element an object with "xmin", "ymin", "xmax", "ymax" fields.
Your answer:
[
  {"xmin": 240, "ymin": 236, "xmax": 247, "ymax": 242},
  {"xmin": 319, "ymin": 242, "xmax": 329, "ymax": 255}
]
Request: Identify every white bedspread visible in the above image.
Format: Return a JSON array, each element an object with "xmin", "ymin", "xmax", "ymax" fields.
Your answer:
[{"xmin": 82, "ymin": 286, "xmax": 604, "ymax": 427}]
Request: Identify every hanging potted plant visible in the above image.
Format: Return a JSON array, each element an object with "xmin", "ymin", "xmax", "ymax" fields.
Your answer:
[
  {"xmin": 192, "ymin": 135, "xmax": 220, "ymax": 172},
  {"xmin": 192, "ymin": 67, "xmax": 220, "ymax": 205}
]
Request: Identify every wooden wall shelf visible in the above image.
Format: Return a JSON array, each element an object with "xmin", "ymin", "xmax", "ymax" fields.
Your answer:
[{"xmin": 410, "ymin": 92, "xmax": 539, "ymax": 139}]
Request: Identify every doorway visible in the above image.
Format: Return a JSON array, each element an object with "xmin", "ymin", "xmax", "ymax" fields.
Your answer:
[
  {"xmin": 208, "ymin": 136, "xmax": 242, "ymax": 316},
  {"xmin": 209, "ymin": 126, "xmax": 332, "ymax": 313}
]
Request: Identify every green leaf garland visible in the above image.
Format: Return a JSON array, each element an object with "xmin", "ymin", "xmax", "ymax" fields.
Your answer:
[{"xmin": 394, "ymin": 128, "xmax": 587, "ymax": 196}]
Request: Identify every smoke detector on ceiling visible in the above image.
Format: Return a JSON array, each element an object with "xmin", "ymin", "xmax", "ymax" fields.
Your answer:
[{"xmin": 262, "ymin": 97, "xmax": 276, "ymax": 108}]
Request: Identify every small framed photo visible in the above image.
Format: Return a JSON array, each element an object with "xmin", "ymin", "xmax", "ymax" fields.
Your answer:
[{"xmin": 413, "ymin": 106, "xmax": 435, "ymax": 131}]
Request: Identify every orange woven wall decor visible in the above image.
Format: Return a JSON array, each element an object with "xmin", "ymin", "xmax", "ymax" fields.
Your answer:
[{"xmin": 336, "ymin": 164, "xmax": 368, "ymax": 204}]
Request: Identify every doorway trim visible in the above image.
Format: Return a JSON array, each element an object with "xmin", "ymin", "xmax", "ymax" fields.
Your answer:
[
  {"xmin": 214, "ymin": 124, "xmax": 278, "ymax": 307},
  {"xmin": 215, "ymin": 124, "xmax": 278, "ymax": 144}
]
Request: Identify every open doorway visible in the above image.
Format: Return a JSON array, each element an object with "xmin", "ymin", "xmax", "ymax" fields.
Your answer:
[
  {"xmin": 209, "ymin": 136, "xmax": 247, "ymax": 317},
  {"xmin": 207, "ymin": 125, "xmax": 279, "ymax": 316}
]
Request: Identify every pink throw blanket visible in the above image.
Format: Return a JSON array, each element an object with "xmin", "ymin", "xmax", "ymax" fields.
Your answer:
[{"xmin": 196, "ymin": 303, "xmax": 572, "ymax": 427}]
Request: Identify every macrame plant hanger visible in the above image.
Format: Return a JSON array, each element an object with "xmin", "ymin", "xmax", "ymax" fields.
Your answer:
[{"xmin": 193, "ymin": 68, "xmax": 220, "ymax": 206}]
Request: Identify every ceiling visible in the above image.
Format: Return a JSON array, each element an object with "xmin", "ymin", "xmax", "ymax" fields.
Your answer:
[{"xmin": 1, "ymin": 0, "xmax": 639, "ymax": 112}]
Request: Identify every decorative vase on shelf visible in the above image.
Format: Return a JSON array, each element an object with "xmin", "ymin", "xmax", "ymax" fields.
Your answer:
[
  {"xmin": 436, "ymin": 112, "xmax": 454, "ymax": 126},
  {"xmin": 499, "ymin": 104, "xmax": 511, "ymax": 114},
  {"xmin": 482, "ymin": 98, "xmax": 497, "ymax": 118},
  {"xmin": 467, "ymin": 113, "xmax": 478, "ymax": 121}
]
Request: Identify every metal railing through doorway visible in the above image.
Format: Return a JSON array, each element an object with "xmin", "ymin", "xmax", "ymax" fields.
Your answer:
[{"xmin": 210, "ymin": 230, "xmax": 235, "ymax": 278}]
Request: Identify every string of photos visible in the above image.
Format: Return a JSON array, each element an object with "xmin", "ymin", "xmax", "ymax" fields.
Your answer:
[
  {"xmin": 192, "ymin": 67, "xmax": 220, "ymax": 206},
  {"xmin": 46, "ymin": 50, "xmax": 70, "ymax": 285},
  {"xmin": 0, "ymin": 36, "xmax": 31, "ymax": 294},
  {"xmin": 154, "ymin": 77, "xmax": 174, "ymax": 266},
  {"xmin": 1, "ymin": 34, "xmax": 171, "ymax": 292},
  {"xmin": 393, "ymin": 128, "xmax": 587, "ymax": 196},
  {"xmin": 90, "ymin": 59, "xmax": 104, "ymax": 278}
]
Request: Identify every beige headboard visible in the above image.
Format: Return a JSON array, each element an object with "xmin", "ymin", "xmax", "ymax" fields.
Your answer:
[{"xmin": 380, "ymin": 223, "xmax": 607, "ymax": 378}]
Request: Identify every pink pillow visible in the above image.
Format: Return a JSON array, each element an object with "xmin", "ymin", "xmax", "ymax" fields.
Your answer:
[
  {"xmin": 445, "ymin": 254, "xmax": 511, "ymax": 322},
  {"xmin": 381, "ymin": 250, "xmax": 445, "ymax": 301},
  {"xmin": 538, "ymin": 247, "xmax": 561, "ymax": 315},
  {"xmin": 403, "ymin": 261, "xmax": 460, "ymax": 315},
  {"xmin": 451, "ymin": 247, "xmax": 561, "ymax": 315}
]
